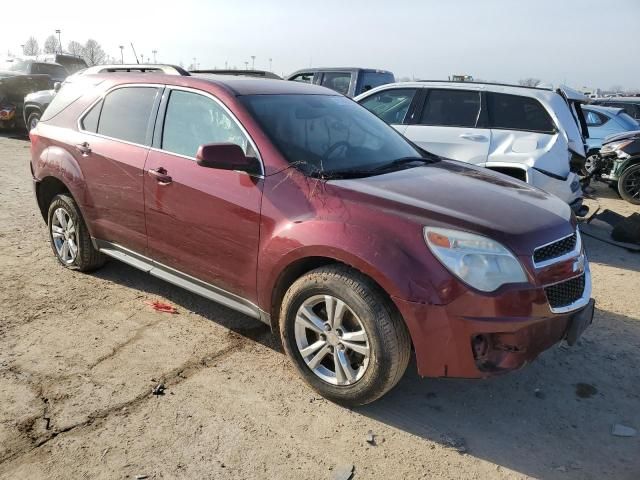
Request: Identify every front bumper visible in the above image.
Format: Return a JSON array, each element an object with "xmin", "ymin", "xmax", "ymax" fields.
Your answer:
[{"xmin": 392, "ymin": 266, "xmax": 593, "ymax": 379}]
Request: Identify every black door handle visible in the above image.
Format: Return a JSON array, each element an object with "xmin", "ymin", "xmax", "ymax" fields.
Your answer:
[{"xmin": 75, "ymin": 142, "xmax": 91, "ymax": 155}]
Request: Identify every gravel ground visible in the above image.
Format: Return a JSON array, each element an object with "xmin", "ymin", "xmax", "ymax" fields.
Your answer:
[{"xmin": 0, "ymin": 133, "xmax": 638, "ymax": 480}]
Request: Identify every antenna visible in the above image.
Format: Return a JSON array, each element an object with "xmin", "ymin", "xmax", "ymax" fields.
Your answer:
[{"xmin": 130, "ymin": 42, "xmax": 140, "ymax": 64}]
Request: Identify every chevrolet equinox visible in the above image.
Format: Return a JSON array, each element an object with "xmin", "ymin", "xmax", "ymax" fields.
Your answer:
[{"xmin": 29, "ymin": 73, "xmax": 594, "ymax": 405}]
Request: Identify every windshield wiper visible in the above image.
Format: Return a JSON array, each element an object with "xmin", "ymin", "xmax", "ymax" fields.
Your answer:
[{"xmin": 312, "ymin": 157, "xmax": 434, "ymax": 180}]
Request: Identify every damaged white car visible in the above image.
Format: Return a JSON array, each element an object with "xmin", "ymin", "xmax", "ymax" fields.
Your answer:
[{"xmin": 356, "ymin": 81, "xmax": 589, "ymax": 215}]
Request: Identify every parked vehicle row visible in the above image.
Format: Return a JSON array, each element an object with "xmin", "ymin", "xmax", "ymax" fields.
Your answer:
[
  {"xmin": 356, "ymin": 81, "xmax": 589, "ymax": 214},
  {"xmin": 0, "ymin": 54, "xmax": 87, "ymax": 130},
  {"xmin": 29, "ymin": 72, "xmax": 594, "ymax": 405}
]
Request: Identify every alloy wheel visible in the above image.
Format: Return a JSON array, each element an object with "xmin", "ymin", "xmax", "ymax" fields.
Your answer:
[
  {"xmin": 294, "ymin": 295, "xmax": 370, "ymax": 386},
  {"xmin": 584, "ymin": 154, "xmax": 598, "ymax": 175},
  {"xmin": 51, "ymin": 207, "xmax": 78, "ymax": 264},
  {"xmin": 622, "ymin": 169, "xmax": 640, "ymax": 200}
]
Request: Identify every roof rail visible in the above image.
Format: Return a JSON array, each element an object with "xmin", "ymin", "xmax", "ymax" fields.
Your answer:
[
  {"xmin": 83, "ymin": 64, "xmax": 190, "ymax": 76},
  {"xmin": 190, "ymin": 69, "xmax": 282, "ymax": 80},
  {"xmin": 416, "ymin": 79, "xmax": 552, "ymax": 91}
]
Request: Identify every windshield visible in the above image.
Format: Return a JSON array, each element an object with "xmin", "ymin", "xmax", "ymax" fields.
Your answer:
[
  {"xmin": 240, "ymin": 94, "xmax": 425, "ymax": 177},
  {"xmin": 618, "ymin": 111, "xmax": 640, "ymax": 129}
]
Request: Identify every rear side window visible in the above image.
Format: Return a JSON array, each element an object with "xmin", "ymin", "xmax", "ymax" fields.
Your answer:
[
  {"xmin": 487, "ymin": 92, "xmax": 555, "ymax": 133},
  {"xmin": 420, "ymin": 89, "xmax": 480, "ymax": 127},
  {"xmin": 320, "ymin": 72, "xmax": 352, "ymax": 95},
  {"xmin": 96, "ymin": 87, "xmax": 159, "ymax": 145},
  {"xmin": 161, "ymin": 90, "xmax": 250, "ymax": 158},
  {"xmin": 359, "ymin": 88, "xmax": 416, "ymax": 125}
]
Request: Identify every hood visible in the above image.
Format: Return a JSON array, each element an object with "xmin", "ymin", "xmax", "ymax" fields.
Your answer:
[
  {"xmin": 330, "ymin": 160, "xmax": 574, "ymax": 255},
  {"xmin": 603, "ymin": 129, "xmax": 640, "ymax": 144}
]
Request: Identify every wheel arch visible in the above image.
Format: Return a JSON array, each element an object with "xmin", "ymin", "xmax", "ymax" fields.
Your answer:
[{"xmin": 35, "ymin": 175, "xmax": 72, "ymax": 222}]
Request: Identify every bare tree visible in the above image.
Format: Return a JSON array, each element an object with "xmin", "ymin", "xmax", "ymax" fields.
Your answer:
[
  {"xmin": 67, "ymin": 41, "xmax": 84, "ymax": 58},
  {"xmin": 82, "ymin": 39, "xmax": 106, "ymax": 66},
  {"xmin": 23, "ymin": 36, "xmax": 40, "ymax": 56},
  {"xmin": 518, "ymin": 78, "xmax": 541, "ymax": 87},
  {"xmin": 43, "ymin": 35, "xmax": 60, "ymax": 54},
  {"xmin": 609, "ymin": 85, "xmax": 623, "ymax": 93}
]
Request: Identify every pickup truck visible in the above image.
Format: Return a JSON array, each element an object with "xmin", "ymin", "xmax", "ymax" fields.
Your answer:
[{"xmin": 287, "ymin": 67, "xmax": 394, "ymax": 97}]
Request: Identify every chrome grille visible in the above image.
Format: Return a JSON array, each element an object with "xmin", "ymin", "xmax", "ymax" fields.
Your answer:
[
  {"xmin": 534, "ymin": 233, "xmax": 577, "ymax": 264},
  {"xmin": 544, "ymin": 274, "xmax": 586, "ymax": 309}
]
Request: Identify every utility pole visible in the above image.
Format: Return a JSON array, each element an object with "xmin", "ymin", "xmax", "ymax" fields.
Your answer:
[
  {"xmin": 269, "ymin": 58, "xmax": 272, "ymax": 72},
  {"xmin": 119, "ymin": 45, "xmax": 124, "ymax": 64},
  {"xmin": 224, "ymin": 60, "xmax": 228, "ymax": 69},
  {"xmin": 251, "ymin": 55, "xmax": 256, "ymax": 69},
  {"xmin": 192, "ymin": 57, "xmax": 196, "ymax": 70},
  {"xmin": 140, "ymin": 54, "xmax": 144, "ymax": 63},
  {"xmin": 152, "ymin": 49, "xmax": 157, "ymax": 63},
  {"xmin": 55, "ymin": 29, "xmax": 62, "ymax": 53},
  {"xmin": 244, "ymin": 61, "xmax": 249, "ymax": 70}
]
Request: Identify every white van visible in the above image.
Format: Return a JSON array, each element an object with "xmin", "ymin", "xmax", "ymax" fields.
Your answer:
[{"xmin": 356, "ymin": 81, "xmax": 588, "ymax": 214}]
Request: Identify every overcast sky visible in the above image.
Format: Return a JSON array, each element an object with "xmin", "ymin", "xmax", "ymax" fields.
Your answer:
[{"xmin": 4, "ymin": 0, "xmax": 639, "ymax": 90}]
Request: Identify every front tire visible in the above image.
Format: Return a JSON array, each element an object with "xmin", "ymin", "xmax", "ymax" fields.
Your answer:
[
  {"xmin": 47, "ymin": 194, "xmax": 106, "ymax": 271},
  {"xmin": 618, "ymin": 164, "xmax": 640, "ymax": 205},
  {"xmin": 280, "ymin": 265, "xmax": 411, "ymax": 406}
]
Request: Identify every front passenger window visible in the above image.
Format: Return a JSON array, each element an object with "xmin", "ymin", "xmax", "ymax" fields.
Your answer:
[
  {"xmin": 162, "ymin": 90, "xmax": 250, "ymax": 158},
  {"xmin": 359, "ymin": 89, "xmax": 417, "ymax": 125}
]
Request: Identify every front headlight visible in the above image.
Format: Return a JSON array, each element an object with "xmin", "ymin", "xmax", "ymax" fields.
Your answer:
[
  {"xmin": 600, "ymin": 140, "xmax": 632, "ymax": 154},
  {"xmin": 424, "ymin": 227, "xmax": 527, "ymax": 292}
]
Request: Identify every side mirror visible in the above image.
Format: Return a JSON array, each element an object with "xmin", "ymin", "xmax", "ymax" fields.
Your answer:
[
  {"xmin": 53, "ymin": 82, "xmax": 62, "ymax": 92},
  {"xmin": 195, "ymin": 143, "xmax": 261, "ymax": 175}
]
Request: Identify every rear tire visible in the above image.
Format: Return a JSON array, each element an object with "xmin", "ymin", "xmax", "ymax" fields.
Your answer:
[
  {"xmin": 618, "ymin": 164, "xmax": 640, "ymax": 205},
  {"xmin": 47, "ymin": 194, "xmax": 106, "ymax": 271},
  {"xmin": 280, "ymin": 265, "xmax": 411, "ymax": 406}
]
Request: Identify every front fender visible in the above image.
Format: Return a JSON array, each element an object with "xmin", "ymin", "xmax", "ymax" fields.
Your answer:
[{"xmin": 257, "ymin": 219, "xmax": 441, "ymax": 313}]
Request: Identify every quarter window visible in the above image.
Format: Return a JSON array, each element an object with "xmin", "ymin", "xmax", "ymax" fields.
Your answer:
[
  {"xmin": 487, "ymin": 92, "xmax": 555, "ymax": 134},
  {"xmin": 584, "ymin": 110, "xmax": 608, "ymax": 127},
  {"xmin": 161, "ymin": 90, "xmax": 250, "ymax": 158},
  {"xmin": 420, "ymin": 89, "xmax": 480, "ymax": 127},
  {"xmin": 359, "ymin": 88, "xmax": 417, "ymax": 125},
  {"xmin": 320, "ymin": 72, "xmax": 352, "ymax": 96},
  {"xmin": 96, "ymin": 87, "xmax": 159, "ymax": 145},
  {"xmin": 81, "ymin": 101, "xmax": 101, "ymax": 132}
]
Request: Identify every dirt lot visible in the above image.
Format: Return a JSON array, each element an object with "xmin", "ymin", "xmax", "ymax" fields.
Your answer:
[{"xmin": 0, "ymin": 133, "xmax": 638, "ymax": 480}]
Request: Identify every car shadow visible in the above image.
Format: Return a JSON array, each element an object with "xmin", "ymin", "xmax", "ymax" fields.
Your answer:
[
  {"xmin": 356, "ymin": 307, "xmax": 640, "ymax": 479},
  {"xmin": 91, "ymin": 260, "xmax": 279, "ymax": 351},
  {"xmin": 89, "ymin": 259, "xmax": 638, "ymax": 479},
  {"xmin": 0, "ymin": 130, "xmax": 29, "ymax": 141},
  {"xmin": 583, "ymin": 229, "xmax": 640, "ymax": 271}
]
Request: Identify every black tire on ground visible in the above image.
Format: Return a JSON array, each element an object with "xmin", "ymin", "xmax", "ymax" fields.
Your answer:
[
  {"xmin": 27, "ymin": 111, "xmax": 41, "ymax": 131},
  {"xmin": 618, "ymin": 164, "xmax": 640, "ymax": 205},
  {"xmin": 280, "ymin": 265, "xmax": 411, "ymax": 406},
  {"xmin": 47, "ymin": 194, "xmax": 106, "ymax": 271}
]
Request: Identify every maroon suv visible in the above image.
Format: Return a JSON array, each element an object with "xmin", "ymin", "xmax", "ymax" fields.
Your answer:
[{"xmin": 29, "ymin": 73, "xmax": 594, "ymax": 405}]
